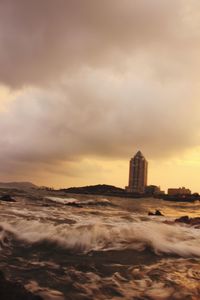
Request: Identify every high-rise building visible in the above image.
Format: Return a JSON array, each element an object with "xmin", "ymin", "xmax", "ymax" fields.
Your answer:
[{"xmin": 126, "ymin": 151, "xmax": 148, "ymax": 193}]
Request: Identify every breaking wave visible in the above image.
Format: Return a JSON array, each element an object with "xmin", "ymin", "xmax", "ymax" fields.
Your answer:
[
  {"xmin": 45, "ymin": 196, "xmax": 114, "ymax": 206},
  {"xmin": 1, "ymin": 219, "xmax": 200, "ymax": 257},
  {"xmin": 1, "ymin": 195, "xmax": 200, "ymax": 300}
]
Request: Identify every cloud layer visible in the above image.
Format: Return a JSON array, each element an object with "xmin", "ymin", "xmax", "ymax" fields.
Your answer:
[
  {"xmin": 0, "ymin": 0, "xmax": 200, "ymax": 186},
  {"xmin": 0, "ymin": 0, "xmax": 194, "ymax": 87}
]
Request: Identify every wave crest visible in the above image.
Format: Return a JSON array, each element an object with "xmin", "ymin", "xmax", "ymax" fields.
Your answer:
[{"xmin": 1, "ymin": 219, "xmax": 200, "ymax": 257}]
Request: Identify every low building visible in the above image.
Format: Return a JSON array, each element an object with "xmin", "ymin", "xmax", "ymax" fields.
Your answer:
[
  {"xmin": 168, "ymin": 187, "xmax": 191, "ymax": 196},
  {"xmin": 145, "ymin": 185, "xmax": 165, "ymax": 196},
  {"xmin": 145, "ymin": 185, "xmax": 160, "ymax": 195}
]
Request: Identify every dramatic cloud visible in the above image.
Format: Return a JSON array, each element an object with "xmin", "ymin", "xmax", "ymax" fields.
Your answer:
[
  {"xmin": 0, "ymin": 0, "xmax": 194, "ymax": 86},
  {"xmin": 0, "ymin": 0, "xmax": 200, "ymax": 187}
]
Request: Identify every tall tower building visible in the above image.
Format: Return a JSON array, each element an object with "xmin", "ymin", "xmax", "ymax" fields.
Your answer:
[{"xmin": 126, "ymin": 151, "xmax": 148, "ymax": 193}]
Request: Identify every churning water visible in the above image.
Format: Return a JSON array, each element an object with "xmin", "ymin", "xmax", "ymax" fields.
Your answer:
[{"xmin": 0, "ymin": 192, "xmax": 200, "ymax": 299}]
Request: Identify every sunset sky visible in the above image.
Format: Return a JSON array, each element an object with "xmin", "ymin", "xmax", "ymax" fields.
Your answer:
[{"xmin": 0, "ymin": 0, "xmax": 200, "ymax": 192}]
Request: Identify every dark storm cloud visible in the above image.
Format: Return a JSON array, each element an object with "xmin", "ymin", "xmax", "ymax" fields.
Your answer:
[
  {"xmin": 0, "ymin": 0, "xmax": 200, "ymax": 181},
  {"xmin": 0, "ymin": 0, "xmax": 184, "ymax": 87}
]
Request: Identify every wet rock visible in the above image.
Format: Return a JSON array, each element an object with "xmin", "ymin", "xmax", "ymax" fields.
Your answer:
[
  {"xmin": 0, "ymin": 194, "xmax": 16, "ymax": 202},
  {"xmin": 0, "ymin": 271, "xmax": 43, "ymax": 300},
  {"xmin": 148, "ymin": 210, "xmax": 164, "ymax": 216},
  {"xmin": 175, "ymin": 216, "xmax": 190, "ymax": 224},
  {"xmin": 190, "ymin": 217, "xmax": 200, "ymax": 226},
  {"xmin": 175, "ymin": 216, "xmax": 200, "ymax": 226}
]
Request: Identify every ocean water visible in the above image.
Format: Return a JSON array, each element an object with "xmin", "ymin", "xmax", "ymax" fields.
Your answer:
[{"xmin": 0, "ymin": 192, "xmax": 200, "ymax": 300}]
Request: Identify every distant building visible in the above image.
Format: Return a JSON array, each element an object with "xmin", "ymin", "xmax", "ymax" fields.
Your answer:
[
  {"xmin": 126, "ymin": 151, "xmax": 148, "ymax": 193},
  {"xmin": 145, "ymin": 185, "xmax": 165, "ymax": 196},
  {"xmin": 168, "ymin": 187, "xmax": 191, "ymax": 196}
]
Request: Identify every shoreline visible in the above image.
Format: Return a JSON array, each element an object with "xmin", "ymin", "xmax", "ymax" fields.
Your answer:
[{"xmin": 58, "ymin": 189, "xmax": 200, "ymax": 203}]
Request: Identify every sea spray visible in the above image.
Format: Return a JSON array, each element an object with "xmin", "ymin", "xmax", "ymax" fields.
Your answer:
[{"xmin": 1, "ymin": 217, "xmax": 200, "ymax": 256}]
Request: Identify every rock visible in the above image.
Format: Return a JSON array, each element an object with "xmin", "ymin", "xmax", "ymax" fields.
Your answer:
[
  {"xmin": 148, "ymin": 210, "xmax": 164, "ymax": 216},
  {"xmin": 175, "ymin": 216, "xmax": 200, "ymax": 227},
  {"xmin": 190, "ymin": 217, "xmax": 200, "ymax": 226},
  {"xmin": 0, "ymin": 195, "xmax": 16, "ymax": 202},
  {"xmin": 148, "ymin": 212, "xmax": 154, "ymax": 216},
  {"xmin": 155, "ymin": 210, "xmax": 163, "ymax": 216},
  {"xmin": 0, "ymin": 271, "xmax": 43, "ymax": 300},
  {"xmin": 175, "ymin": 216, "xmax": 190, "ymax": 224}
]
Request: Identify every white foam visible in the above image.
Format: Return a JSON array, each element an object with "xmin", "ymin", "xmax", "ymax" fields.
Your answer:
[
  {"xmin": 1, "ymin": 218, "xmax": 200, "ymax": 257},
  {"xmin": 45, "ymin": 196, "xmax": 112, "ymax": 206},
  {"xmin": 45, "ymin": 197, "xmax": 79, "ymax": 204}
]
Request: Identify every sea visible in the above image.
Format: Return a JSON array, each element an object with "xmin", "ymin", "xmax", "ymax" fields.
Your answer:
[{"xmin": 0, "ymin": 191, "xmax": 200, "ymax": 300}]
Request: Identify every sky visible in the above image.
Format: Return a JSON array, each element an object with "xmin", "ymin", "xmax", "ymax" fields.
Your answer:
[{"xmin": 0, "ymin": 0, "xmax": 200, "ymax": 192}]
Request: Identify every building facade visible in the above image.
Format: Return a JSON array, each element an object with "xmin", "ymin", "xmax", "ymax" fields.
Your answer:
[
  {"xmin": 145, "ymin": 185, "xmax": 160, "ymax": 195},
  {"xmin": 126, "ymin": 151, "xmax": 148, "ymax": 193},
  {"xmin": 168, "ymin": 187, "xmax": 191, "ymax": 196}
]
